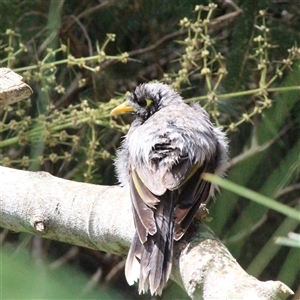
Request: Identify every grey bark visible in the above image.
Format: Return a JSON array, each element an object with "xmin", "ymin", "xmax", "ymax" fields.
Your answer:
[
  {"xmin": 0, "ymin": 166, "xmax": 294, "ymax": 300},
  {"xmin": 0, "ymin": 68, "xmax": 33, "ymax": 107}
]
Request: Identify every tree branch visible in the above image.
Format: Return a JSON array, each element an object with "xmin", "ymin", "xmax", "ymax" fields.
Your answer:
[
  {"xmin": 0, "ymin": 166, "xmax": 293, "ymax": 299},
  {"xmin": 0, "ymin": 68, "xmax": 33, "ymax": 108}
]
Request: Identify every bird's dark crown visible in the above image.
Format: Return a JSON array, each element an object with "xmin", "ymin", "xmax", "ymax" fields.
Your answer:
[{"xmin": 129, "ymin": 83, "xmax": 183, "ymax": 120}]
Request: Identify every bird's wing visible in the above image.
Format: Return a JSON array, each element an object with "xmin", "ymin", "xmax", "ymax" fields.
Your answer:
[
  {"xmin": 128, "ymin": 104, "xmax": 218, "ymax": 243},
  {"xmin": 134, "ymin": 134, "xmax": 198, "ymax": 195},
  {"xmin": 131, "ymin": 122, "xmax": 217, "ymax": 242},
  {"xmin": 173, "ymin": 159, "xmax": 215, "ymax": 240},
  {"xmin": 129, "ymin": 172, "xmax": 158, "ymax": 243},
  {"xmin": 138, "ymin": 151, "xmax": 215, "ymax": 240}
]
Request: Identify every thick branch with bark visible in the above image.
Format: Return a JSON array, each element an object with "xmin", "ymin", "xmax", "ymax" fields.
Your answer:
[
  {"xmin": 0, "ymin": 68, "xmax": 33, "ymax": 107},
  {"xmin": 0, "ymin": 166, "xmax": 294, "ymax": 300}
]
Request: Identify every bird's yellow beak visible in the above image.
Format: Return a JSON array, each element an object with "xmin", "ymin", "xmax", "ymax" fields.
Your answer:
[{"xmin": 110, "ymin": 102, "xmax": 135, "ymax": 115}]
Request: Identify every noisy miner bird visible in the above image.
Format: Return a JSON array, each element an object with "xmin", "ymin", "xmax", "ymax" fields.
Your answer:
[{"xmin": 110, "ymin": 83, "xmax": 228, "ymax": 296}]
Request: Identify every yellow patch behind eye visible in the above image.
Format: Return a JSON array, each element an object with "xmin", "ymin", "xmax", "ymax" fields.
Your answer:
[{"xmin": 146, "ymin": 99, "xmax": 153, "ymax": 106}]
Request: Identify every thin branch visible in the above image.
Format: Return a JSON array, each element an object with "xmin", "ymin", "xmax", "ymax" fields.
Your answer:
[
  {"xmin": 61, "ymin": 1, "xmax": 113, "ymax": 34},
  {"xmin": 275, "ymin": 183, "xmax": 300, "ymax": 198},
  {"xmin": 228, "ymin": 125, "xmax": 289, "ymax": 168}
]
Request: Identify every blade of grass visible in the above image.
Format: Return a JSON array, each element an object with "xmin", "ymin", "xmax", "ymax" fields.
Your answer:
[
  {"xmin": 245, "ymin": 203, "xmax": 300, "ymax": 277},
  {"xmin": 204, "ymin": 174, "xmax": 300, "ymax": 221},
  {"xmin": 275, "ymin": 234, "xmax": 300, "ymax": 248},
  {"xmin": 218, "ymin": 138, "xmax": 300, "ymax": 258},
  {"xmin": 277, "ymin": 246, "xmax": 300, "ymax": 288},
  {"xmin": 209, "ymin": 67, "xmax": 300, "ymax": 236}
]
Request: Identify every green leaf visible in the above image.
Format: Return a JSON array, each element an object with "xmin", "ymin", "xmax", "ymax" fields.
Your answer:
[
  {"xmin": 275, "ymin": 232, "xmax": 300, "ymax": 248},
  {"xmin": 204, "ymin": 174, "xmax": 300, "ymax": 221}
]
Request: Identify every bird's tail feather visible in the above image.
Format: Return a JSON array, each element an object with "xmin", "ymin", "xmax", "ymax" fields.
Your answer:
[
  {"xmin": 125, "ymin": 192, "xmax": 175, "ymax": 296},
  {"xmin": 125, "ymin": 232, "xmax": 142, "ymax": 286}
]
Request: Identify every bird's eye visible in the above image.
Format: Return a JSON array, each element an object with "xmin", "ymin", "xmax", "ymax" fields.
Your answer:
[
  {"xmin": 138, "ymin": 98, "xmax": 152, "ymax": 107},
  {"xmin": 138, "ymin": 99, "xmax": 147, "ymax": 107}
]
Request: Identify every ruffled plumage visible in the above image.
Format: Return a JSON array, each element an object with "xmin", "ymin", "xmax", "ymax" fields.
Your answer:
[{"xmin": 113, "ymin": 83, "xmax": 228, "ymax": 295}]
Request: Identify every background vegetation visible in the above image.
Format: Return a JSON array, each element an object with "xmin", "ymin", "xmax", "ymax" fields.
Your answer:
[{"xmin": 1, "ymin": 0, "xmax": 299, "ymax": 299}]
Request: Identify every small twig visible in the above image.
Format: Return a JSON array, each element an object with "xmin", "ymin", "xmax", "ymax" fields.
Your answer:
[
  {"xmin": 49, "ymin": 246, "xmax": 80, "ymax": 269},
  {"xmin": 70, "ymin": 15, "xmax": 93, "ymax": 57},
  {"xmin": 228, "ymin": 125, "xmax": 289, "ymax": 168},
  {"xmin": 103, "ymin": 259, "xmax": 126, "ymax": 288},
  {"xmin": 0, "ymin": 229, "xmax": 9, "ymax": 244},
  {"xmin": 128, "ymin": 30, "xmax": 187, "ymax": 57},
  {"xmin": 62, "ymin": 1, "xmax": 113, "ymax": 34},
  {"xmin": 275, "ymin": 183, "xmax": 300, "ymax": 199},
  {"xmin": 224, "ymin": 0, "xmax": 242, "ymax": 14},
  {"xmin": 223, "ymin": 213, "xmax": 268, "ymax": 245},
  {"xmin": 81, "ymin": 267, "xmax": 103, "ymax": 296}
]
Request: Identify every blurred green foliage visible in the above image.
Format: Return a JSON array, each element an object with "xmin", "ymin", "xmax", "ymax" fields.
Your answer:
[
  {"xmin": 1, "ymin": 246, "xmax": 115, "ymax": 299},
  {"xmin": 0, "ymin": 0, "xmax": 299, "ymax": 299}
]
